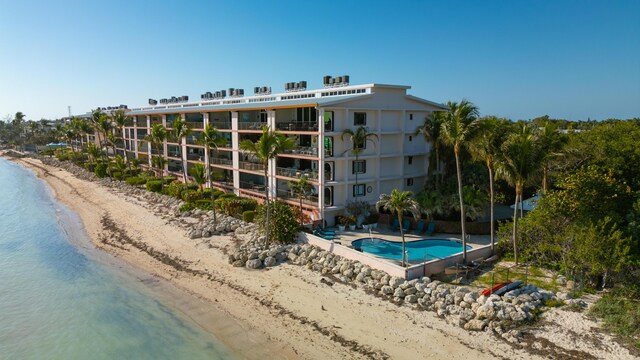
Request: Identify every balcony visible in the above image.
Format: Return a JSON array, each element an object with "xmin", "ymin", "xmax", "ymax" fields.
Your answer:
[
  {"xmin": 209, "ymin": 121, "xmax": 231, "ymax": 130},
  {"xmin": 209, "ymin": 157, "xmax": 233, "ymax": 167},
  {"xmin": 281, "ymin": 146, "xmax": 318, "ymax": 157},
  {"xmin": 238, "ymin": 122, "xmax": 267, "ymax": 131},
  {"xmin": 187, "ymin": 121, "xmax": 204, "ymax": 129},
  {"xmin": 167, "ymin": 151, "xmax": 181, "ymax": 159},
  {"xmin": 275, "ymin": 121, "xmax": 319, "ymax": 132},
  {"xmin": 239, "ymin": 161, "xmax": 265, "ymax": 172},
  {"xmin": 150, "ymin": 118, "xmax": 163, "ymax": 126},
  {"xmin": 186, "ymin": 135, "xmax": 202, "ymax": 145},
  {"xmin": 276, "ymin": 189, "xmax": 319, "ymax": 207},
  {"xmin": 186, "ymin": 153, "xmax": 204, "ymax": 161},
  {"xmin": 275, "ymin": 167, "xmax": 318, "ymax": 181},
  {"xmin": 239, "ymin": 181, "xmax": 266, "ymax": 193}
]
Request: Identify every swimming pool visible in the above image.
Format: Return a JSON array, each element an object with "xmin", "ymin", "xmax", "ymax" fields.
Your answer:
[{"xmin": 351, "ymin": 238, "xmax": 471, "ymax": 262}]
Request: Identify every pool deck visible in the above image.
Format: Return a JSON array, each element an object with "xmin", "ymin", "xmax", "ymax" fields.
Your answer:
[{"xmin": 330, "ymin": 225, "xmax": 491, "ymax": 249}]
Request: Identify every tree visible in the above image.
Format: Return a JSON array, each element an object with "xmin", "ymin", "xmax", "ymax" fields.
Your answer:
[
  {"xmin": 289, "ymin": 176, "xmax": 314, "ymax": 227},
  {"xmin": 537, "ymin": 121, "xmax": 567, "ymax": 193},
  {"xmin": 377, "ymin": 189, "xmax": 420, "ymax": 267},
  {"xmin": 497, "ymin": 123, "xmax": 544, "ymax": 264},
  {"xmin": 171, "ymin": 117, "xmax": 193, "ymax": 199},
  {"xmin": 112, "ymin": 109, "xmax": 131, "ymax": 166},
  {"xmin": 415, "ymin": 113, "xmax": 444, "ymax": 186},
  {"xmin": 198, "ymin": 124, "xmax": 227, "ymax": 226},
  {"xmin": 342, "ymin": 126, "xmax": 378, "ymax": 195},
  {"xmin": 439, "ymin": 99, "xmax": 480, "ymax": 263},
  {"xmin": 145, "ymin": 124, "xmax": 168, "ymax": 191},
  {"xmin": 240, "ymin": 126, "xmax": 295, "ymax": 247},
  {"xmin": 467, "ymin": 116, "xmax": 511, "ymax": 250},
  {"xmin": 190, "ymin": 163, "xmax": 206, "ymax": 193}
]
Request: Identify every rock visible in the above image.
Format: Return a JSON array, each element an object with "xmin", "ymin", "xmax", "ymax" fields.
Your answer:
[
  {"xmin": 389, "ymin": 277, "xmax": 404, "ymax": 288},
  {"xmin": 245, "ymin": 259, "xmax": 262, "ymax": 269},
  {"xmin": 247, "ymin": 252, "xmax": 259, "ymax": 260},
  {"xmin": 405, "ymin": 295, "xmax": 418, "ymax": 303},
  {"xmin": 393, "ymin": 287, "xmax": 405, "ymax": 298},
  {"xmin": 567, "ymin": 299, "xmax": 587, "ymax": 308},
  {"xmin": 264, "ymin": 256, "xmax": 277, "ymax": 267},
  {"xmin": 188, "ymin": 229, "xmax": 202, "ymax": 239},
  {"xmin": 381, "ymin": 286, "xmax": 394, "ymax": 295},
  {"xmin": 476, "ymin": 304, "xmax": 496, "ymax": 320},
  {"xmin": 464, "ymin": 319, "xmax": 487, "ymax": 331},
  {"xmin": 403, "ymin": 287, "xmax": 417, "ymax": 296},
  {"xmin": 557, "ymin": 275, "xmax": 567, "ymax": 286},
  {"xmin": 232, "ymin": 259, "xmax": 245, "ymax": 267},
  {"xmin": 556, "ymin": 292, "xmax": 572, "ymax": 300}
]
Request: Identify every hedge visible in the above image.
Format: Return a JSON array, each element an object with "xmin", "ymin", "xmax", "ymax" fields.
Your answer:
[
  {"xmin": 242, "ymin": 210, "xmax": 255, "ymax": 223},
  {"xmin": 126, "ymin": 176, "xmax": 147, "ymax": 186},
  {"xmin": 146, "ymin": 180, "xmax": 163, "ymax": 193}
]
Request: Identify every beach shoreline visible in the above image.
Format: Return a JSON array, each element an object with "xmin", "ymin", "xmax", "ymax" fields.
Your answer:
[{"xmin": 5, "ymin": 153, "xmax": 636, "ymax": 360}]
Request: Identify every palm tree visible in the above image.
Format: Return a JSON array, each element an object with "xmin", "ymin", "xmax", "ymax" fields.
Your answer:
[
  {"xmin": 289, "ymin": 176, "xmax": 314, "ymax": 227},
  {"xmin": 172, "ymin": 117, "xmax": 193, "ymax": 197},
  {"xmin": 376, "ymin": 189, "xmax": 420, "ymax": 267},
  {"xmin": 466, "ymin": 116, "xmax": 510, "ymax": 251},
  {"xmin": 145, "ymin": 124, "xmax": 168, "ymax": 191},
  {"xmin": 198, "ymin": 124, "xmax": 228, "ymax": 225},
  {"xmin": 63, "ymin": 125, "xmax": 76, "ymax": 153},
  {"xmin": 113, "ymin": 109, "xmax": 131, "ymax": 166},
  {"xmin": 190, "ymin": 163, "xmax": 206, "ymax": 193},
  {"xmin": 240, "ymin": 126, "xmax": 295, "ymax": 246},
  {"xmin": 341, "ymin": 126, "xmax": 378, "ymax": 195},
  {"xmin": 537, "ymin": 121, "xmax": 566, "ymax": 194},
  {"xmin": 415, "ymin": 113, "xmax": 445, "ymax": 187},
  {"xmin": 497, "ymin": 123, "xmax": 544, "ymax": 264},
  {"xmin": 439, "ymin": 99, "xmax": 480, "ymax": 263}
]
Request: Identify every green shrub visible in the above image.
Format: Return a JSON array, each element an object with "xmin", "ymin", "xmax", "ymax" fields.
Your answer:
[
  {"xmin": 238, "ymin": 198, "xmax": 258, "ymax": 212},
  {"xmin": 164, "ymin": 176, "xmax": 177, "ymax": 184},
  {"xmin": 589, "ymin": 293, "xmax": 640, "ymax": 348},
  {"xmin": 255, "ymin": 200, "xmax": 300, "ymax": 244},
  {"xmin": 112, "ymin": 171, "xmax": 124, "ymax": 181},
  {"xmin": 140, "ymin": 171, "xmax": 155, "ymax": 179},
  {"xmin": 243, "ymin": 210, "xmax": 255, "ymax": 223},
  {"xmin": 215, "ymin": 197, "xmax": 243, "ymax": 216},
  {"xmin": 84, "ymin": 162, "xmax": 96, "ymax": 172},
  {"xmin": 40, "ymin": 148, "xmax": 55, "ymax": 157},
  {"xmin": 126, "ymin": 176, "xmax": 147, "ymax": 186},
  {"xmin": 195, "ymin": 199, "xmax": 213, "ymax": 210},
  {"xmin": 94, "ymin": 162, "xmax": 108, "ymax": 178},
  {"xmin": 186, "ymin": 183, "xmax": 199, "ymax": 191},
  {"xmin": 202, "ymin": 188, "xmax": 212, "ymax": 200},
  {"xmin": 179, "ymin": 202, "xmax": 197, "ymax": 212},
  {"xmin": 214, "ymin": 190, "xmax": 225, "ymax": 199},
  {"xmin": 218, "ymin": 193, "xmax": 237, "ymax": 199},
  {"xmin": 146, "ymin": 180, "xmax": 163, "ymax": 193},
  {"xmin": 165, "ymin": 182, "xmax": 183, "ymax": 198},
  {"xmin": 181, "ymin": 189, "xmax": 200, "ymax": 202}
]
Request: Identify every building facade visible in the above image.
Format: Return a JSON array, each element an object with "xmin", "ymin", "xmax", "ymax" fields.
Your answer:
[{"xmin": 118, "ymin": 82, "xmax": 446, "ymax": 226}]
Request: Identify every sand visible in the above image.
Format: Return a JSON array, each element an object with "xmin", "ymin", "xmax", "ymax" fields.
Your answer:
[{"xmin": 6, "ymin": 154, "xmax": 637, "ymax": 360}]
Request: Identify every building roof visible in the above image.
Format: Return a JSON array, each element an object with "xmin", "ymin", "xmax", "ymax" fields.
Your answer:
[{"xmin": 126, "ymin": 93, "xmax": 374, "ymax": 116}]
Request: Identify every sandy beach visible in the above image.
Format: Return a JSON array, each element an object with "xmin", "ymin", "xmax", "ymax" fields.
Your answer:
[{"xmin": 6, "ymin": 154, "xmax": 637, "ymax": 360}]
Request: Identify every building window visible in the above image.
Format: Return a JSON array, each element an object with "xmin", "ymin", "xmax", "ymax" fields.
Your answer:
[
  {"xmin": 409, "ymin": 113, "xmax": 413, "ymax": 120},
  {"xmin": 354, "ymin": 112, "xmax": 366, "ymax": 126},
  {"xmin": 409, "ymin": 135, "xmax": 413, "ymax": 142},
  {"xmin": 406, "ymin": 178, "xmax": 414, "ymax": 186},
  {"xmin": 324, "ymin": 111, "xmax": 334, "ymax": 132},
  {"xmin": 353, "ymin": 184, "xmax": 365, "ymax": 197},
  {"xmin": 408, "ymin": 156, "xmax": 413, "ymax": 165},
  {"xmin": 352, "ymin": 160, "xmax": 366, "ymax": 174}
]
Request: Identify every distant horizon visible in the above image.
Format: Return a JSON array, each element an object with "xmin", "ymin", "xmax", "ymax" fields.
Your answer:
[{"xmin": 1, "ymin": 1, "xmax": 638, "ymax": 121}]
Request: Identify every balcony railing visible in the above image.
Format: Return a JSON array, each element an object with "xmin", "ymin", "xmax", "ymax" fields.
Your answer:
[
  {"xmin": 238, "ymin": 122, "xmax": 267, "ymax": 130},
  {"xmin": 239, "ymin": 181, "xmax": 266, "ymax": 193},
  {"xmin": 167, "ymin": 151, "xmax": 181, "ymax": 158},
  {"xmin": 238, "ymin": 161, "xmax": 265, "ymax": 172},
  {"xmin": 209, "ymin": 121, "xmax": 231, "ymax": 130},
  {"xmin": 275, "ymin": 167, "xmax": 319, "ymax": 181},
  {"xmin": 186, "ymin": 135, "xmax": 201, "ymax": 145},
  {"xmin": 209, "ymin": 157, "xmax": 233, "ymax": 167},
  {"xmin": 187, "ymin": 121, "xmax": 204, "ymax": 129},
  {"xmin": 281, "ymin": 146, "xmax": 318, "ymax": 157},
  {"xmin": 186, "ymin": 153, "xmax": 204, "ymax": 161},
  {"xmin": 276, "ymin": 189, "xmax": 319, "ymax": 206},
  {"xmin": 150, "ymin": 118, "xmax": 163, "ymax": 126},
  {"xmin": 138, "ymin": 144, "xmax": 149, "ymax": 152},
  {"xmin": 275, "ymin": 122, "xmax": 318, "ymax": 132}
]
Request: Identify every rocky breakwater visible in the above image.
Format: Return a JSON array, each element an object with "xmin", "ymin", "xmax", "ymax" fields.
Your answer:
[{"xmin": 228, "ymin": 228, "xmax": 294, "ymax": 269}]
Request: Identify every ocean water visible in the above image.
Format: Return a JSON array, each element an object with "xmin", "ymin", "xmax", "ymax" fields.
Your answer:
[{"xmin": 0, "ymin": 158, "xmax": 236, "ymax": 359}]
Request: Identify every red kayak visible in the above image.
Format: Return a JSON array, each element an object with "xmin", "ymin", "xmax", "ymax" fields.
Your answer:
[{"xmin": 481, "ymin": 281, "xmax": 512, "ymax": 296}]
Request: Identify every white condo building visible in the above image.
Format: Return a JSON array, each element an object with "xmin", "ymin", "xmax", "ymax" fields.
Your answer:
[{"xmin": 113, "ymin": 78, "xmax": 446, "ymax": 226}]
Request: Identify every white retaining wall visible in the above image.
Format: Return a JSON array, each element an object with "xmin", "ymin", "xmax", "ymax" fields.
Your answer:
[{"xmin": 301, "ymin": 232, "xmax": 494, "ymax": 280}]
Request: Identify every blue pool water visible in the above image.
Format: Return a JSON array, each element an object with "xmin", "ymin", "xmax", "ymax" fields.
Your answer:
[{"xmin": 352, "ymin": 238, "xmax": 470, "ymax": 262}]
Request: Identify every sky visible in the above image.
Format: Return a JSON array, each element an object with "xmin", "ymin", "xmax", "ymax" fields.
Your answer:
[{"xmin": 0, "ymin": 0, "xmax": 638, "ymax": 121}]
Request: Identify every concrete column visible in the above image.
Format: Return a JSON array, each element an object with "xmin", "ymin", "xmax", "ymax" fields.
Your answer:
[
  {"xmin": 180, "ymin": 113, "xmax": 187, "ymax": 180},
  {"xmin": 317, "ymin": 108, "xmax": 325, "ymax": 224},
  {"xmin": 231, "ymin": 111, "xmax": 240, "ymax": 196},
  {"xmin": 161, "ymin": 115, "xmax": 167, "ymax": 172},
  {"xmin": 376, "ymin": 110, "xmax": 382, "ymax": 198},
  {"xmin": 267, "ymin": 109, "xmax": 277, "ymax": 199},
  {"xmin": 202, "ymin": 113, "xmax": 210, "ymax": 188}
]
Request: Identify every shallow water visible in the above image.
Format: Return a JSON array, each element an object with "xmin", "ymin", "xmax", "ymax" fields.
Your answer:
[{"xmin": 0, "ymin": 158, "xmax": 236, "ymax": 359}]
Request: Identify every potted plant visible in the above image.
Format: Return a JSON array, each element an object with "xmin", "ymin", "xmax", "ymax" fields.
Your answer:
[
  {"xmin": 346, "ymin": 215, "xmax": 357, "ymax": 231},
  {"xmin": 337, "ymin": 216, "xmax": 347, "ymax": 232},
  {"xmin": 365, "ymin": 212, "xmax": 380, "ymax": 229}
]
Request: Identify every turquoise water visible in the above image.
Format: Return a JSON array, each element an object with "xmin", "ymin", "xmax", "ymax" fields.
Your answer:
[
  {"xmin": 0, "ymin": 158, "xmax": 236, "ymax": 359},
  {"xmin": 352, "ymin": 238, "xmax": 470, "ymax": 262}
]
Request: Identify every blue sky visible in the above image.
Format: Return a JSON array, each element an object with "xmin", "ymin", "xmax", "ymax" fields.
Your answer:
[{"xmin": 1, "ymin": 0, "xmax": 638, "ymax": 121}]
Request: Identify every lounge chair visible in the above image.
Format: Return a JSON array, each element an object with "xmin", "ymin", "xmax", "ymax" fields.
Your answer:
[
  {"xmin": 424, "ymin": 222, "xmax": 435, "ymax": 236},
  {"xmin": 313, "ymin": 230, "xmax": 334, "ymax": 240},
  {"xmin": 390, "ymin": 218, "xmax": 400, "ymax": 231},
  {"xmin": 414, "ymin": 220, "xmax": 425, "ymax": 234},
  {"xmin": 402, "ymin": 219, "xmax": 411, "ymax": 232}
]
